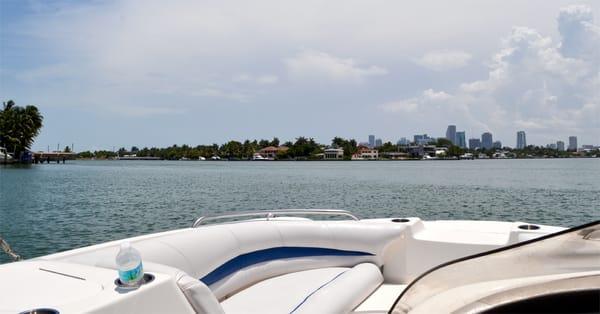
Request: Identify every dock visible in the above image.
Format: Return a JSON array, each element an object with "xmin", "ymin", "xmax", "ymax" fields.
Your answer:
[{"xmin": 32, "ymin": 152, "xmax": 77, "ymax": 163}]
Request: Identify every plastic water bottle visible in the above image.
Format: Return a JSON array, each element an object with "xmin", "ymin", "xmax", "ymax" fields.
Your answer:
[{"xmin": 116, "ymin": 242, "xmax": 144, "ymax": 287}]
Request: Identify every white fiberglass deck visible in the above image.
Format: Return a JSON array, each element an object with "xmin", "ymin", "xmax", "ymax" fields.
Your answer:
[{"xmin": 0, "ymin": 215, "xmax": 565, "ymax": 314}]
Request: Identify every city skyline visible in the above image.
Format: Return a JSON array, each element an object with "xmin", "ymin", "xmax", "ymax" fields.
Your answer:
[
  {"xmin": 1, "ymin": 1, "xmax": 598, "ymax": 151},
  {"xmin": 362, "ymin": 126, "xmax": 588, "ymax": 150}
]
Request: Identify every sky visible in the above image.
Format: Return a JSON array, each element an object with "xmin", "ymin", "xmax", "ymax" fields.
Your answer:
[{"xmin": 1, "ymin": 0, "xmax": 598, "ymax": 151}]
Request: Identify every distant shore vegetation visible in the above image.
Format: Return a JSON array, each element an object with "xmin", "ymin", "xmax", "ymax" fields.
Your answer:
[
  {"xmin": 76, "ymin": 136, "xmax": 597, "ymax": 161},
  {"xmin": 0, "ymin": 100, "xmax": 43, "ymax": 158}
]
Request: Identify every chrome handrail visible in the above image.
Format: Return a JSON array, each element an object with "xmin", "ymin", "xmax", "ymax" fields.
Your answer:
[{"xmin": 192, "ymin": 209, "xmax": 359, "ymax": 227}]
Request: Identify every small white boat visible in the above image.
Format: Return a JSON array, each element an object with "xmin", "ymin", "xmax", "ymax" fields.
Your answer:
[
  {"xmin": 459, "ymin": 153, "xmax": 473, "ymax": 160},
  {"xmin": 0, "ymin": 147, "xmax": 14, "ymax": 162},
  {"xmin": 252, "ymin": 153, "xmax": 267, "ymax": 161},
  {"xmin": 0, "ymin": 209, "xmax": 597, "ymax": 314},
  {"xmin": 211, "ymin": 156, "xmax": 221, "ymax": 160},
  {"xmin": 198, "ymin": 156, "xmax": 206, "ymax": 161}
]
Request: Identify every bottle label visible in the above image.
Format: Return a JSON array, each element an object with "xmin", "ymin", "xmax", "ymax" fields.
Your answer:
[{"xmin": 119, "ymin": 261, "xmax": 143, "ymax": 285}]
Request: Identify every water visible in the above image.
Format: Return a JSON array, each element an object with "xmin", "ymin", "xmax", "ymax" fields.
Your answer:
[{"xmin": 1, "ymin": 159, "xmax": 598, "ymax": 263}]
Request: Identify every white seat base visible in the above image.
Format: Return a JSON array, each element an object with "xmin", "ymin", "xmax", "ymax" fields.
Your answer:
[
  {"xmin": 353, "ymin": 284, "xmax": 408, "ymax": 312},
  {"xmin": 221, "ymin": 263, "xmax": 383, "ymax": 314}
]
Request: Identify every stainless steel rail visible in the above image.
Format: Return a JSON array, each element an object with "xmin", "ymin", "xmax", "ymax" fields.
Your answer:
[{"xmin": 192, "ymin": 209, "xmax": 360, "ymax": 227}]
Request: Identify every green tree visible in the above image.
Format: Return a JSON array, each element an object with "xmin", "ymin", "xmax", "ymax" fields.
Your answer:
[
  {"xmin": 220, "ymin": 141, "xmax": 243, "ymax": 159},
  {"xmin": 0, "ymin": 100, "xmax": 43, "ymax": 157},
  {"xmin": 288, "ymin": 137, "xmax": 321, "ymax": 158},
  {"xmin": 447, "ymin": 145, "xmax": 463, "ymax": 157},
  {"xmin": 78, "ymin": 151, "xmax": 93, "ymax": 158},
  {"xmin": 331, "ymin": 137, "xmax": 358, "ymax": 160},
  {"xmin": 258, "ymin": 139, "xmax": 270, "ymax": 148},
  {"xmin": 435, "ymin": 138, "xmax": 453, "ymax": 147}
]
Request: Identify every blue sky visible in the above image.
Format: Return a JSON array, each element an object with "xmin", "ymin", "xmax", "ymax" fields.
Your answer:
[{"xmin": 1, "ymin": 0, "xmax": 598, "ymax": 151}]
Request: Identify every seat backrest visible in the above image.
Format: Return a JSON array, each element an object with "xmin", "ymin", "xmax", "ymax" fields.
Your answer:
[
  {"xmin": 155, "ymin": 220, "xmax": 404, "ymax": 299},
  {"xmin": 45, "ymin": 220, "xmax": 406, "ymax": 300}
]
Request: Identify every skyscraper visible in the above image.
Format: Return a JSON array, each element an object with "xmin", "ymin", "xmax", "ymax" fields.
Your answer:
[
  {"xmin": 397, "ymin": 137, "xmax": 409, "ymax": 146},
  {"xmin": 414, "ymin": 134, "xmax": 434, "ymax": 145},
  {"xmin": 556, "ymin": 141, "xmax": 565, "ymax": 151},
  {"xmin": 568, "ymin": 136, "xmax": 577, "ymax": 151},
  {"xmin": 375, "ymin": 138, "xmax": 383, "ymax": 147},
  {"xmin": 456, "ymin": 131, "xmax": 466, "ymax": 148},
  {"xmin": 493, "ymin": 141, "xmax": 502, "ymax": 149},
  {"xmin": 516, "ymin": 131, "xmax": 526, "ymax": 149},
  {"xmin": 368, "ymin": 135, "xmax": 375, "ymax": 148},
  {"xmin": 446, "ymin": 125, "xmax": 457, "ymax": 144},
  {"xmin": 469, "ymin": 138, "xmax": 481, "ymax": 150},
  {"xmin": 481, "ymin": 132, "xmax": 493, "ymax": 150}
]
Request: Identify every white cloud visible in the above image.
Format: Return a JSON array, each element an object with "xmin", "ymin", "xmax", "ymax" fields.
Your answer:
[
  {"xmin": 380, "ymin": 100, "xmax": 419, "ymax": 113},
  {"xmin": 256, "ymin": 75, "xmax": 279, "ymax": 85},
  {"xmin": 383, "ymin": 5, "xmax": 600, "ymax": 144},
  {"xmin": 191, "ymin": 88, "xmax": 250, "ymax": 102},
  {"xmin": 423, "ymin": 89, "xmax": 452, "ymax": 101},
  {"xmin": 233, "ymin": 74, "xmax": 279, "ymax": 85},
  {"xmin": 380, "ymin": 89, "xmax": 452, "ymax": 113},
  {"xmin": 557, "ymin": 5, "xmax": 600, "ymax": 59},
  {"xmin": 416, "ymin": 50, "xmax": 472, "ymax": 71},
  {"xmin": 4, "ymin": 1, "xmax": 599, "ymax": 146},
  {"xmin": 285, "ymin": 50, "xmax": 387, "ymax": 83}
]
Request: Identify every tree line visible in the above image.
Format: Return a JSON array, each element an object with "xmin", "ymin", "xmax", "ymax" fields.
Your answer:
[
  {"xmin": 78, "ymin": 137, "xmax": 325, "ymax": 160},
  {"xmin": 77, "ymin": 135, "xmax": 592, "ymax": 160}
]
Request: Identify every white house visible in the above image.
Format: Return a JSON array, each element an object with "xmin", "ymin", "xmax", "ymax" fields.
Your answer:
[{"xmin": 324, "ymin": 148, "xmax": 344, "ymax": 160}]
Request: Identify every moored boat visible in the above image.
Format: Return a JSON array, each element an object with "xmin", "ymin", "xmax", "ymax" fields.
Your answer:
[{"xmin": 0, "ymin": 147, "xmax": 15, "ymax": 164}]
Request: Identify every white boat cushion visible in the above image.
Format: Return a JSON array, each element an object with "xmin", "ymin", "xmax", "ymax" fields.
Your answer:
[
  {"xmin": 177, "ymin": 273, "xmax": 225, "ymax": 314},
  {"xmin": 221, "ymin": 263, "xmax": 383, "ymax": 314},
  {"xmin": 140, "ymin": 262, "xmax": 225, "ymax": 314}
]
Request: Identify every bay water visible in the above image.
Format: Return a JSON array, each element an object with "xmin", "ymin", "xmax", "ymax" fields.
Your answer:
[{"xmin": 1, "ymin": 159, "xmax": 598, "ymax": 263}]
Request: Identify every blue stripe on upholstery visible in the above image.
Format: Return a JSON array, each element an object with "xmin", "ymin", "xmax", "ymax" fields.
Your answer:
[
  {"xmin": 199, "ymin": 246, "xmax": 372, "ymax": 286},
  {"xmin": 289, "ymin": 270, "xmax": 348, "ymax": 313}
]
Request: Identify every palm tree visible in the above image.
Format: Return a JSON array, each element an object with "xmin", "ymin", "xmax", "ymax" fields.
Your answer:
[{"xmin": 0, "ymin": 100, "xmax": 43, "ymax": 158}]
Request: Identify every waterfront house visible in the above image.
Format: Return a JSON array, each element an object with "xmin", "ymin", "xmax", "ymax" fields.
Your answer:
[
  {"xmin": 257, "ymin": 146, "xmax": 289, "ymax": 159},
  {"xmin": 351, "ymin": 146, "xmax": 379, "ymax": 160},
  {"xmin": 408, "ymin": 145, "xmax": 438, "ymax": 158},
  {"xmin": 380, "ymin": 151, "xmax": 409, "ymax": 160},
  {"xmin": 324, "ymin": 148, "xmax": 344, "ymax": 160}
]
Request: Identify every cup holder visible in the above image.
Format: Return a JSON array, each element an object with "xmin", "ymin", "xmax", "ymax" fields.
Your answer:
[
  {"xmin": 115, "ymin": 273, "xmax": 155, "ymax": 289},
  {"xmin": 19, "ymin": 309, "xmax": 59, "ymax": 314},
  {"xmin": 392, "ymin": 218, "xmax": 410, "ymax": 223},
  {"xmin": 518, "ymin": 224, "xmax": 540, "ymax": 230}
]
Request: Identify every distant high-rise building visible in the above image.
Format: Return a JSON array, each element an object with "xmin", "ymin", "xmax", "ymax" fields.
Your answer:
[
  {"xmin": 456, "ymin": 131, "xmax": 466, "ymax": 148},
  {"xmin": 446, "ymin": 125, "xmax": 457, "ymax": 144},
  {"xmin": 375, "ymin": 138, "xmax": 383, "ymax": 147},
  {"xmin": 546, "ymin": 143, "xmax": 557, "ymax": 149},
  {"xmin": 413, "ymin": 134, "xmax": 435, "ymax": 145},
  {"xmin": 568, "ymin": 136, "xmax": 578, "ymax": 151},
  {"xmin": 368, "ymin": 135, "xmax": 375, "ymax": 148},
  {"xmin": 469, "ymin": 138, "xmax": 481, "ymax": 150},
  {"xmin": 481, "ymin": 132, "xmax": 493, "ymax": 150},
  {"xmin": 516, "ymin": 131, "xmax": 527, "ymax": 149},
  {"xmin": 556, "ymin": 141, "xmax": 565, "ymax": 151},
  {"xmin": 397, "ymin": 137, "xmax": 409, "ymax": 146},
  {"xmin": 493, "ymin": 141, "xmax": 502, "ymax": 149}
]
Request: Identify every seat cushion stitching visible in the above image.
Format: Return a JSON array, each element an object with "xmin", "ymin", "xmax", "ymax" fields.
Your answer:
[{"xmin": 289, "ymin": 269, "xmax": 348, "ymax": 314}]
